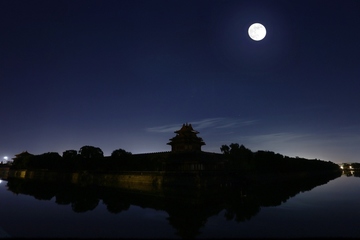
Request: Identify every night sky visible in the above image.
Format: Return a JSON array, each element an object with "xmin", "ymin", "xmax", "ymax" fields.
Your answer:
[{"xmin": 1, "ymin": 0, "xmax": 360, "ymax": 163}]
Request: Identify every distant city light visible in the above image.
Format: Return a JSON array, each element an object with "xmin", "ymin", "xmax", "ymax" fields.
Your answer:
[{"xmin": 3, "ymin": 156, "xmax": 8, "ymax": 161}]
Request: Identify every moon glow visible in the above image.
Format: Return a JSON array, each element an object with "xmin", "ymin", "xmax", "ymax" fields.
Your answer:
[{"xmin": 248, "ymin": 23, "xmax": 266, "ymax": 41}]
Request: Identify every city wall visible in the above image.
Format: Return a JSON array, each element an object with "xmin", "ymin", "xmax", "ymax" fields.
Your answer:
[
  {"xmin": 5, "ymin": 169, "xmax": 229, "ymax": 192},
  {"xmin": 7, "ymin": 169, "xmax": 165, "ymax": 192}
]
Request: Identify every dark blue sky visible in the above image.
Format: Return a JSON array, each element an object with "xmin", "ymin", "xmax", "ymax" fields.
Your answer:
[{"xmin": 1, "ymin": 0, "xmax": 360, "ymax": 163}]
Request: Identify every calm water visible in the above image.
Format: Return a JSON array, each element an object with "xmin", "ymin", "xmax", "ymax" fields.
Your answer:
[{"xmin": 0, "ymin": 173, "xmax": 359, "ymax": 239}]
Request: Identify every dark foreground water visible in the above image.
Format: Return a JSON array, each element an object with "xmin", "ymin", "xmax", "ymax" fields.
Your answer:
[{"xmin": 0, "ymin": 172, "xmax": 359, "ymax": 239}]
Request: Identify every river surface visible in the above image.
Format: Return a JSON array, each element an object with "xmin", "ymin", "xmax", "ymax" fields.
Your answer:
[{"xmin": 0, "ymin": 173, "xmax": 359, "ymax": 239}]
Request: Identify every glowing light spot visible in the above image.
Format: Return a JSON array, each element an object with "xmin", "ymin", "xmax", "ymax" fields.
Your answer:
[{"xmin": 248, "ymin": 23, "xmax": 266, "ymax": 41}]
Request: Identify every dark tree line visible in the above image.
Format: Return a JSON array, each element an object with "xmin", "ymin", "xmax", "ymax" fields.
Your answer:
[
  {"xmin": 10, "ymin": 145, "xmax": 169, "ymax": 172},
  {"xmin": 11, "ymin": 145, "xmax": 132, "ymax": 172},
  {"xmin": 220, "ymin": 143, "xmax": 341, "ymax": 173}
]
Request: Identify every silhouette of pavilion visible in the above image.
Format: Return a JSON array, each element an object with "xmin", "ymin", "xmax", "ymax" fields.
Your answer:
[
  {"xmin": 12, "ymin": 151, "xmax": 33, "ymax": 161},
  {"xmin": 167, "ymin": 123, "xmax": 205, "ymax": 152}
]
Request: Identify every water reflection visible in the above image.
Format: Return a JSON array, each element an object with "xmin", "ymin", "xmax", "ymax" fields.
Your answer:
[
  {"xmin": 5, "ymin": 171, "xmax": 341, "ymax": 239},
  {"xmin": 343, "ymin": 169, "xmax": 360, "ymax": 177}
]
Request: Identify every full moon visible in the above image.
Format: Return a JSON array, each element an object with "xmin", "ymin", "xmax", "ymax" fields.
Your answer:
[{"xmin": 248, "ymin": 23, "xmax": 266, "ymax": 41}]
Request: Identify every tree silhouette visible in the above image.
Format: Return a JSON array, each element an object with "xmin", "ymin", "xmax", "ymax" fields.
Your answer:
[
  {"xmin": 35, "ymin": 152, "xmax": 62, "ymax": 170},
  {"xmin": 221, "ymin": 143, "xmax": 253, "ymax": 171},
  {"xmin": 220, "ymin": 145, "xmax": 230, "ymax": 155},
  {"xmin": 79, "ymin": 146, "xmax": 104, "ymax": 159},
  {"xmin": 62, "ymin": 150, "xmax": 78, "ymax": 159},
  {"xmin": 111, "ymin": 148, "xmax": 132, "ymax": 159}
]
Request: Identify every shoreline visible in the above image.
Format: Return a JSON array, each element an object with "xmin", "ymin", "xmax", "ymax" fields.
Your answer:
[{"xmin": 2, "ymin": 168, "xmax": 342, "ymax": 191}]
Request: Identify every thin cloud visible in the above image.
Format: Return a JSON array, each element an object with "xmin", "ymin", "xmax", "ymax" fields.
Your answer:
[
  {"xmin": 146, "ymin": 124, "xmax": 181, "ymax": 133},
  {"xmin": 146, "ymin": 117, "xmax": 257, "ymax": 133},
  {"xmin": 191, "ymin": 118, "xmax": 224, "ymax": 129},
  {"xmin": 215, "ymin": 120, "xmax": 257, "ymax": 129},
  {"xmin": 243, "ymin": 132, "xmax": 311, "ymax": 144},
  {"xmin": 243, "ymin": 129, "xmax": 360, "ymax": 147}
]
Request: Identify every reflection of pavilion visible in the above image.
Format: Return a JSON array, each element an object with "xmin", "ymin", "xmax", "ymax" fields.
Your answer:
[{"xmin": 5, "ymin": 170, "xmax": 341, "ymax": 239}]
